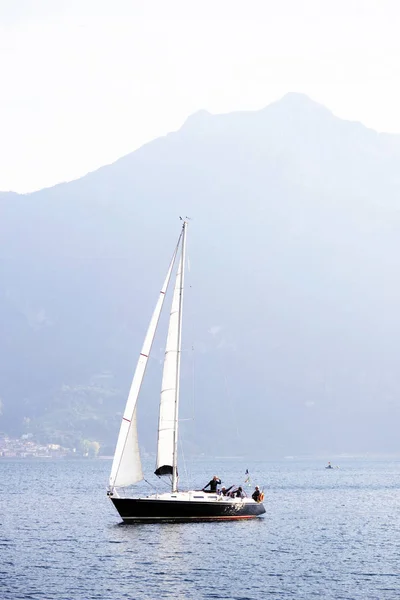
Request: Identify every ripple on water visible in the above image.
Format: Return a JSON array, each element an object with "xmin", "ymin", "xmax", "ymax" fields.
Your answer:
[{"xmin": 1, "ymin": 458, "xmax": 400, "ymax": 600}]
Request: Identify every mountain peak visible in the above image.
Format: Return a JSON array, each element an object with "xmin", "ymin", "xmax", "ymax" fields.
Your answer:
[
  {"xmin": 270, "ymin": 92, "xmax": 333, "ymax": 116},
  {"xmin": 180, "ymin": 93, "xmax": 334, "ymax": 136}
]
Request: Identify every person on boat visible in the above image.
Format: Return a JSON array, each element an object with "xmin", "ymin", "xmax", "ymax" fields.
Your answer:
[
  {"xmin": 252, "ymin": 486, "xmax": 261, "ymax": 502},
  {"xmin": 219, "ymin": 485, "xmax": 234, "ymax": 496},
  {"xmin": 234, "ymin": 486, "xmax": 245, "ymax": 498},
  {"xmin": 202, "ymin": 475, "xmax": 221, "ymax": 493}
]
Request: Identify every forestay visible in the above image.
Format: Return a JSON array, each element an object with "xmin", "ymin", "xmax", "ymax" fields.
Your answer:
[{"xmin": 109, "ymin": 235, "xmax": 181, "ymax": 489}]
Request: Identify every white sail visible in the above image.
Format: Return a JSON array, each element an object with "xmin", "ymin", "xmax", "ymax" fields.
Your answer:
[
  {"xmin": 155, "ymin": 222, "xmax": 186, "ymax": 487},
  {"xmin": 109, "ymin": 236, "xmax": 181, "ymax": 489}
]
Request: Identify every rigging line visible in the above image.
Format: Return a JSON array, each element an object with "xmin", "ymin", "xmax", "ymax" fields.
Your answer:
[
  {"xmin": 191, "ymin": 342, "xmax": 196, "ymax": 422},
  {"xmin": 143, "ymin": 478, "xmax": 157, "ymax": 491},
  {"xmin": 179, "ymin": 429, "xmax": 191, "ymax": 491},
  {"xmin": 155, "ymin": 476, "xmax": 172, "ymax": 488},
  {"xmin": 177, "ymin": 246, "xmax": 195, "ymax": 492},
  {"xmin": 185, "ymin": 247, "xmax": 196, "ymax": 423}
]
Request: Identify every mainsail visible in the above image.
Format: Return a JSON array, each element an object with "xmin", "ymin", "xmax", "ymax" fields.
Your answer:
[
  {"xmin": 155, "ymin": 221, "xmax": 187, "ymax": 491},
  {"xmin": 108, "ymin": 233, "xmax": 181, "ymax": 489}
]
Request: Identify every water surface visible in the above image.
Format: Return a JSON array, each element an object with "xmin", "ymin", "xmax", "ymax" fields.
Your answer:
[{"xmin": 1, "ymin": 457, "xmax": 399, "ymax": 599}]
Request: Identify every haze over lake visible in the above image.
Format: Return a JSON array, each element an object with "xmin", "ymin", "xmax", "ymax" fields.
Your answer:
[{"xmin": 1, "ymin": 94, "xmax": 400, "ymax": 458}]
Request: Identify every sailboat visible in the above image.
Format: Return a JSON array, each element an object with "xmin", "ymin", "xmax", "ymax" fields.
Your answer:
[{"xmin": 107, "ymin": 220, "xmax": 266, "ymax": 522}]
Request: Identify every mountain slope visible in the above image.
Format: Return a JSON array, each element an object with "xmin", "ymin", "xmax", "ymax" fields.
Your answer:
[{"xmin": 1, "ymin": 93, "xmax": 400, "ymax": 457}]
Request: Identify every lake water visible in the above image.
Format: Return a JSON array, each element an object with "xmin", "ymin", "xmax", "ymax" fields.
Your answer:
[{"xmin": 1, "ymin": 457, "xmax": 399, "ymax": 599}]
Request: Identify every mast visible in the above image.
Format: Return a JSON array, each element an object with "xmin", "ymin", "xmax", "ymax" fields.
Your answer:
[
  {"xmin": 171, "ymin": 220, "xmax": 187, "ymax": 492},
  {"xmin": 154, "ymin": 220, "xmax": 187, "ymax": 491}
]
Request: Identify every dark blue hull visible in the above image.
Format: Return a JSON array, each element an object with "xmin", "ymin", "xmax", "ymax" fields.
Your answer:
[{"xmin": 111, "ymin": 497, "xmax": 266, "ymax": 523}]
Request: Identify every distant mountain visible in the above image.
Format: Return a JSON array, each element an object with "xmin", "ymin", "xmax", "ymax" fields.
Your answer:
[{"xmin": 1, "ymin": 92, "xmax": 400, "ymax": 457}]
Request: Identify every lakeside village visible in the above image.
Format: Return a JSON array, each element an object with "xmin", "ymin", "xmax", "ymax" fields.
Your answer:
[{"xmin": 0, "ymin": 434, "xmax": 101, "ymax": 459}]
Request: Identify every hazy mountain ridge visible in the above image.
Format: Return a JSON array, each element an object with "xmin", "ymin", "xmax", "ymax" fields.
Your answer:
[{"xmin": 1, "ymin": 93, "xmax": 400, "ymax": 457}]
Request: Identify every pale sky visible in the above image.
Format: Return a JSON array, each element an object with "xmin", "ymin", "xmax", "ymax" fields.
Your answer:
[{"xmin": 1, "ymin": 0, "xmax": 400, "ymax": 193}]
